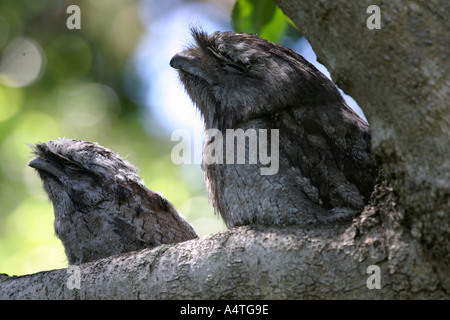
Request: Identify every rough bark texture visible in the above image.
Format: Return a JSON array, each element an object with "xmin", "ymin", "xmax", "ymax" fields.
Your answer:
[
  {"xmin": 274, "ymin": 0, "xmax": 450, "ymax": 267},
  {"xmin": 0, "ymin": 177, "xmax": 447, "ymax": 299},
  {"xmin": 1, "ymin": 0, "xmax": 449, "ymax": 299}
]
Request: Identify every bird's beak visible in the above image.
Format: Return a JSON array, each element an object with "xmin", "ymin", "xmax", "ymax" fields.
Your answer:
[
  {"xmin": 170, "ymin": 51, "xmax": 216, "ymax": 85},
  {"xmin": 29, "ymin": 157, "xmax": 62, "ymax": 178}
]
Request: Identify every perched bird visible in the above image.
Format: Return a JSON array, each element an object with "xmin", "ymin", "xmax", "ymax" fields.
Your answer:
[
  {"xmin": 29, "ymin": 138, "xmax": 198, "ymax": 264},
  {"xmin": 170, "ymin": 28, "xmax": 378, "ymax": 228}
]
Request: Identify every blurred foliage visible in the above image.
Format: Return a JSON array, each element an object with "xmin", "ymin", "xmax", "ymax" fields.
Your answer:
[
  {"xmin": 0, "ymin": 0, "xmax": 302, "ymax": 277},
  {"xmin": 0, "ymin": 0, "xmax": 224, "ymax": 276},
  {"xmin": 231, "ymin": 0, "xmax": 301, "ymax": 44}
]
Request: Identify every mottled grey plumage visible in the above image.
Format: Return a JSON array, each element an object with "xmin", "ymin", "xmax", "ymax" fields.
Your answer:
[
  {"xmin": 29, "ymin": 138, "xmax": 198, "ymax": 264},
  {"xmin": 170, "ymin": 29, "xmax": 377, "ymax": 228}
]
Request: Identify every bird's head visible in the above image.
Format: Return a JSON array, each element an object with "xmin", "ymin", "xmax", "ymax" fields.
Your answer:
[
  {"xmin": 29, "ymin": 138, "xmax": 143, "ymax": 217},
  {"xmin": 170, "ymin": 28, "xmax": 342, "ymax": 130}
]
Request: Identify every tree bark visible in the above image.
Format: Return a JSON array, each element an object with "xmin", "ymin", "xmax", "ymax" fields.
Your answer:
[
  {"xmin": 1, "ymin": 0, "xmax": 449, "ymax": 299},
  {"xmin": 1, "ymin": 178, "xmax": 448, "ymax": 299},
  {"xmin": 274, "ymin": 0, "xmax": 450, "ymax": 267}
]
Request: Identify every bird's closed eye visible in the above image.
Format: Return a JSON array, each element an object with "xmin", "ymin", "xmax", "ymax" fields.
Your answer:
[
  {"xmin": 223, "ymin": 63, "xmax": 247, "ymax": 75},
  {"xmin": 207, "ymin": 47, "xmax": 248, "ymax": 75},
  {"xmin": 65, "ymin": 162, "xmax": 84, "ymax": 173}
]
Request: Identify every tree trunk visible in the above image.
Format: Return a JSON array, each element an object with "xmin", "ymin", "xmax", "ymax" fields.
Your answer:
[
  {"xmin": 1, "ymin": 0, "xmax": 449, "ymax": 299},
  {"xmin": 274, "ymin": 0, "xmax": 450, "ymax": 268}
]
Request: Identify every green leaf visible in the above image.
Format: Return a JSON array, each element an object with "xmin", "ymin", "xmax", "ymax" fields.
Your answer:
[{"xmin": 231, "ymin": 0, "xmax": 299, "ymax": 44}]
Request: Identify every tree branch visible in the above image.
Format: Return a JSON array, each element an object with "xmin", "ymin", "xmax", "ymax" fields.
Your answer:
[
  {"xmin": 274, "ymin": 0, "xmax": 450, "ymax": 267},
  {"xmin": 1, "ymin": 181, "xmax": 448, "ymax": 299}
]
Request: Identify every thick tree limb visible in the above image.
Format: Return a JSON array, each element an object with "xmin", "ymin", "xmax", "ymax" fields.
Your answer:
[
  {"xmin": 0, "ymin": 179, "xmax": 448, "ymax": 299},
  {"xmin": 274, "ymin": 0, "xmax": 450, "ymax": 265},
  {"xmin": 0, "ymin": 225, "xmax": 444, "ymax": 299}
]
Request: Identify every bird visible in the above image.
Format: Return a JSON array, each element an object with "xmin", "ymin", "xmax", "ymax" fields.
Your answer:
[
  {"xmin": 29, "ymin": 138, "xmax": 198, "ymax": 264},
  {"xmin": 170, "ymin": 28, "xmax": 378, "ymax": 228}
]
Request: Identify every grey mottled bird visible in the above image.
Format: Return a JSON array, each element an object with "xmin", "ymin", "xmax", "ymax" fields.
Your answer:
[
  {"xmin": 29, "ymin": 138, "xmax": 198, "ymax": 264},
  {"xmin": 170, "ymin": 29, "xmax": 377, "ymax": 228}
]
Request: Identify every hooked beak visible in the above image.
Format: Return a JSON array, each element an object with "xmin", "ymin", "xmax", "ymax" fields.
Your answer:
[{"xmin": 170, "ymin": 51, "xmax": 216, "ymax": 85}]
